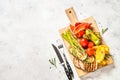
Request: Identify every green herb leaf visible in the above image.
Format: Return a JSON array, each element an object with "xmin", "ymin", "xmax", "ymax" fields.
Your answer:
[
  {"xmin": 102, "ymin": 28, "xmax": 108, "ymax": 35},
  {"xmin": 49, "ymin": 58, "xmax": 57, "ymax": 68}
]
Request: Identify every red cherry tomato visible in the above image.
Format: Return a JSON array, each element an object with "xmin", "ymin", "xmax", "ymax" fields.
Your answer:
[
  {"xmin": 79, "ymin": 38, "xmax": 89, "ymax": 48},
  {"xmin": 86, "ymin": 48, "xmax": 95, "ymax": 56},
  {"xmin": 88, "ymin": 42, "xmax": 94, "ymax": 48}
]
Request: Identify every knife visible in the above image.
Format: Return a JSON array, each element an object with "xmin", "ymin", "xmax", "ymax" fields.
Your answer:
[{"xmin": 52, "ymin": 44, "xmax": 72, "ymax": 80}]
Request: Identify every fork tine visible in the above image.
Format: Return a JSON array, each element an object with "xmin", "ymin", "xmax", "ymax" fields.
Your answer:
[
  {"xmin": 56, "ymin": 39, "xmax": 61, "ymax": 45},
  {"xmin": 56, "ymin": 39, "xmax": 64, "ymax": 48},
  {"xmin": 58, "ymin": 44, "xmax": 63, "ymax": 49}
]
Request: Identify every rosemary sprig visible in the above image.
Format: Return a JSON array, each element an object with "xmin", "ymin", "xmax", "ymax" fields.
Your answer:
[
  {"xmin": 102, "ymin": 28, "xmax": 108, "ymax": 35},
  {"xmin": 49, "ymin": 58, "xmax": 57, "ymax": 68}
]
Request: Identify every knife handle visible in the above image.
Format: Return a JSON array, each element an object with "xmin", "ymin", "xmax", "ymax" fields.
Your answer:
[
  {"xmin": 63, "ymin": 64, "xmax": 72, "ymax": 80},
  {"xmin": 66, "ymin": 61, "xmax": 74, "ymax": 77}
]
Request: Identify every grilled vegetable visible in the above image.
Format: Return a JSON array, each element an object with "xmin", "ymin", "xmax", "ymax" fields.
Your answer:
[
  {"xmin": 94, "ymin": 45, "xmax": 110, "ymax": 63},
  {"xmin": 70, "ymin": 24, "xmax": 75, "ymax": 31},
  {"xmin": 62, "ymin": 29, "xmax": 87, "ymax": 60},
  {"xmin": 85, "ymin": 56, "xmax": 95, "ymax": 63},
  {"xmin": 100, "ymin": 45, "xmax": 109, "ymax": 54},
  {"xmin": 79, "ymin": 38, "xmax": 89, "ymax": 48},
  {"xmin": 70, "ymin": 23, "xmax": 91, "ymax": 38},
  {"xmin": 85, "ymin": 29, "xmax": 101, "ymax": 46},
  {"xmin": 99, "ymin": 60, "xmax": 107, "ymax": 66},
  {"xmin": 76, "ymin": 30, "xmax": 85, "ymax": 38},
  {"xmin": 73, "ymin": 57, "xmax": 98, "ymax": 72},
  {"xmin": 88, "ymin": 42, "xmax": 94, "ymax": 48},
  {"xmin": 95, "ymin": 50, "xmax": 105, "ymax": 63},
  {"xmin": 95, "ymin": 32, "xmax": 101, "ymax": 38},
  {"xmin": 73, "ymin": 23, "xmax": 91, "ymax": 34}
]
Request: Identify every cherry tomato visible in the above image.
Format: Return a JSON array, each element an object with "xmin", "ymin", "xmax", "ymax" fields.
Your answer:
[
  {"xmin": 86, "ymin": 48, "xmax": 95, "ymax": 56},
  {"xmin": 76, "ymin": 30, "xmax": 85, "ymax": 38},
  {"xmin": 79, "ymin": 38, "xmax": 89, "ymax": 48},
  {"xmin": 88, "ymin": 42, "xmax": 94, "ymax": 48}
]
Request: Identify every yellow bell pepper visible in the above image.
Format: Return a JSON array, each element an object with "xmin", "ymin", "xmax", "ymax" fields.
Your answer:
[{"xmin": 94, "ymin": 45, "xmax": 110, "ymax": 63}]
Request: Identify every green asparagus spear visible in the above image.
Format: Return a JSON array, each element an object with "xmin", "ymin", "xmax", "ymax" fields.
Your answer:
[{"xmin": 62, "ymin": 29, "xmax": 87, "ymax": 60}]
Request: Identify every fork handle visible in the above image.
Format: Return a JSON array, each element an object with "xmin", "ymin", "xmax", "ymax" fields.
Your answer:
[
  {"xmin": 63, "ymin": 54, "xmax": 74, "ymax": 78},
  {"xmin": 62, "ymin": 64, "xmax": 72, "ymax": 80}
]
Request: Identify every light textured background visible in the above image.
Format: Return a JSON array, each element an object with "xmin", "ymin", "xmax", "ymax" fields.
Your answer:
[{"xmin": 0, "ymin": 0, "xmax": 120, "ymax": 80}]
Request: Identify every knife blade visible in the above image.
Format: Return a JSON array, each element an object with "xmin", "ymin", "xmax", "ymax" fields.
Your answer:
[
  {"xmin": 52, "ymin": 44, "xmax": 64, "ymax": 63},
  {"xmin": 51, "ymin": 44, "xmax": 72, "ymax": 80}
]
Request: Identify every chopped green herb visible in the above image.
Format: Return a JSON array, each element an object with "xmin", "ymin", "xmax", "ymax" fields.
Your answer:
[
  {"xmin": 102, "ymin": 28, "xmax": 108, "ymax": 35},
  {"xmin": 49, "ymin": 58, "xmax": 57, "ymax": 68}
]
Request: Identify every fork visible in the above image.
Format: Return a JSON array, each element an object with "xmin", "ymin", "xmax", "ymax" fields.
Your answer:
[{"xmin": 56, "ymin": 39, "xmax": 74, "ymax": 78}]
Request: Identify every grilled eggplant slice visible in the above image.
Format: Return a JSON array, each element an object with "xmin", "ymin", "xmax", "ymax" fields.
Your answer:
[{"xmin": 73, "ymin": 57, "xmax": 98, "ymax": 72}]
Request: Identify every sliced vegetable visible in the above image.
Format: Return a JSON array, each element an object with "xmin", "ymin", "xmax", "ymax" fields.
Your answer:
[
  {"xmin": 100, "ymin": 45, "xmax": 109, "ymax": 54},
  {"xmin": 76, "ymin": 30, "xmax": 85, "ymax": 38},
  {"xmin": 99, "ymin": 60, "xmax": 107, "ymax": 66},
  {"xmin": 85, "ymin": 56, "xmax": 95, "ymax": 63},
  {"xmin": 95, "ymin": 45, "xmax": 106, "ymax": 63},
  {"xmin": 70, "ymin": 24, "xmax": 75, "ymax": 31},
  {"xmin": 75, "ymin": 22, "xmax": 81, "ymax": 27},
  {"xmin": 94, "ymin": 45, "xmax": 109, "ymax": 54},
  {"xmin": 73, "ymin": 23, "xmax": 91, "ymax": 34},
  {"xmin": 85, "ymin": 29, "xmax": 101, "ymax": 45}
]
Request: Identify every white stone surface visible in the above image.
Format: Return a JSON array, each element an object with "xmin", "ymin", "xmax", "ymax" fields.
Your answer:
[{"xmin": 0, "ymin": 0, "xmax": 120, "ymax": 80}]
